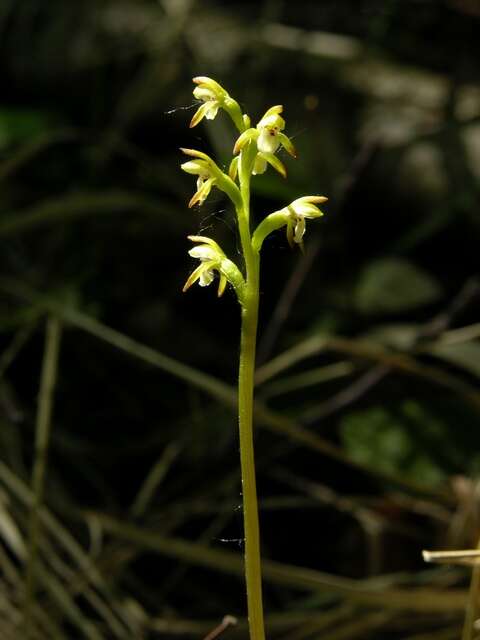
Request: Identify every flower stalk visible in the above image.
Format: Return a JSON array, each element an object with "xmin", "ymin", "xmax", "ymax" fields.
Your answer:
[{"xmin": 181, "ymin": 77, "xmax": 327, "ymax": 640}]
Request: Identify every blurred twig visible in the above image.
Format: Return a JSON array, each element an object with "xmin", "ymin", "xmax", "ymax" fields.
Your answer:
[
  {"xmin": 0, "ymin": 128, "xmax": 78, "ymax": 182},
  {"xmin": 255, "ymin": 334, "xmax": 480, "ymax": 414},
  {"xmin": 301, "ymin": 364, "xmax": 389, "ymax": 425},
  {"xmin": 0, "ymin": 190, "xmax": 177, "ymax": 238}
]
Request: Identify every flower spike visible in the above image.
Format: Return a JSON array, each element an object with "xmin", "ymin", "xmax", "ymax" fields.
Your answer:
[{"xmin": 180, "ymin": 77, "xmax": 329, "ymax": 640}]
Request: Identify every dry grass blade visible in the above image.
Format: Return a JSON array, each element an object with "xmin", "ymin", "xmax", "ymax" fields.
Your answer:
[
  {"xmin": 130, "ymin": 441, "xmax": 183, "ymax": 518},
  {"xmin": 148, "ymin": 606, "xmax": 360, "ymax": 637},
  {"xmin": 324, "ymin": 611, "xmax": 392, "ymax": 640},
  {"xmin": 25, "ymin": 316, "xmax": 62, "ymax": 635},
  {"xmin": 0, "ymin": 279, "xmax": 454, "ymax": 503},
  {"xmin": 423, "ymin": 550, "xmax": 480, "ymax": 566},
  {"xmin": 96, "ymin": 514, "xmax": 468, "ymax": 613},
  {"xmin": 0, "ymin": 462, "xmax": 136, "ymax": 638}
]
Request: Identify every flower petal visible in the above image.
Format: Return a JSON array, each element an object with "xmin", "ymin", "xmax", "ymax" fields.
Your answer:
[
  {"xmin": 205, "ymin": 102, "xmax": 219, "ymax": 120},
  {"xmin": 190, "ymin": 101, "xmax": 217, "ymax": 128},
  {"xmin": 199, "ymin": 267, "xmax": 215, "ymax": 287},
  {"xmin": 193, "ymin": 86, "xmax": 216, "ymax": 101},
  {"xmin": 181, "ymin": 159, "xmax": 208, "ymax": 175},
  {"xmin": 229, "ymin": 156, "xmax": 239, "ymax": 180},
  {"xmin": 217, "ymin": 273, "xmax": 227, "ymax": 297},
  {"xmin": 189, "ymin": 245, "xmax": 217, "ymax": 261},
  {"xmin": 259, "ymin": 105, "xmax": 283, "ymax": 121},
  {"xmin": 192, "ymin": 76, "xmax": 226, "ymax": 97},
  {"xmin": 292, "ymin": 202, "xmax": 323, "ymax": 218},
  {"xmin": 277, "ymin": 132, "xmax": 297, "ymax": 158},
  {"xmin": 188, "ymin": 177, "xmax": 215, "ymax": 207},
  {"xmin": 294, "ymin": 216, "xmax": 306, "ymax": 243},
  {"xmin": 188, "ymin": 235, "xmax": 223, "ymax": 252},
  {"xmin": 293, "ymin": 195, "xmax": 328, "ymax": 205},
  {"xmin": 180, "ymin": 148, "xmax": 212, "ymax": 162},
  {"xmin": 286, "ymin": 220, "xmax": 295, "ymax": 248},
  {"xmin": 258, "ymin": 152, "xmax": 286, "ymax": 178},
  {"xmin": 233, "ymin": 128, "xmax": 258, "ymax": 155},
  {"xmin": 182, "ymin": 262, "xmax": 208, "ymax": 292},
  {"xmin": 252, "ymin": 156, "xmax": 267, "ymax": 175}
]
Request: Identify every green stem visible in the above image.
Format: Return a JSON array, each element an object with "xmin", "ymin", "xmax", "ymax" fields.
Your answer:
[
  {"xmin": 24, "ymin": 315, "xmax": 62, "ymax": 635},
  {"xmin": 237, "ymin": 144, "xmax": 266, "ymax": 640}
]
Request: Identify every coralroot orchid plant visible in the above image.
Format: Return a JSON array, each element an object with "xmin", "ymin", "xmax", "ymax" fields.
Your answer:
[{"xmin": 181, "ymin": 77, "xmax": 327, "ymax": 640}]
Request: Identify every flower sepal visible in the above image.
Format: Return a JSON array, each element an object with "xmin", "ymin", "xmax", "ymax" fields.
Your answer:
[{"xmin": 233, "ymin": 128, "xmax": 259, "ymax": 155}]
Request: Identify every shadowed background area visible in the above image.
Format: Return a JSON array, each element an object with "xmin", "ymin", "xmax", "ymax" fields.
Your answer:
[{"xmin": 0, "ymin": 1, "xmax": 480, "ymax": 638}]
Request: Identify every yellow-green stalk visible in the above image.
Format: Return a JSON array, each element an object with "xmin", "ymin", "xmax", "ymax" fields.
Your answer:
[{"xmin": 181, "ymin": 76, "xmax": 327, "ymax": 640}]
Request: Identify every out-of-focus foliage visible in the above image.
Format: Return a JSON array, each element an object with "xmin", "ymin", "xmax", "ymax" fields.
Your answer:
[{"xmin": 0, "ymin": 0, "xmax": 479, "ymax": 638}]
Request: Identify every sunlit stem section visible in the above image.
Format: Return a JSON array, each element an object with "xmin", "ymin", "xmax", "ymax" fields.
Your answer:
[
  {"xmin": 236, "ymin": 141, "xmax": 265, "ymax": 640},
  {"xmin": 462, "ymin": 538, "xmax": 480, "ymax": 640},
  {"xmin": 24, "ymin": 315, "xmax": 62, "ymax": 633}
]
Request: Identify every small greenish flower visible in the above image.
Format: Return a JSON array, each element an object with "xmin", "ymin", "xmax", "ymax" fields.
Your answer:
[
  {"xmin": 180, "ymin": 148, "xmax": 242, "ymax": 209},
  {"xmin": 252, "ymin": 195, "xmax": 327, "ymax": 252},
  {"xmin": 232, "ymin": 105, "xmax": 296, "ymax": 177},
  {"xmin": 190, "ymin": 77, "xmax": 244, "ymax": 132},
  {"xmin": 180, "ymin": 158, "xmax": 216, "ymax": 207},
  {"xmin": 190, "ymin": 77, "xmax": 226, "ymax": 127},
  {"xmin": 284, "ymin": 196, "xmax": 327, "ymax": 246},
  {"xmin": 183, "ymin": 236, "xmax": 227, "ymax": 295},
  {"xmin": 183, "ymin": 236, "xmax": 245, "ymax": 299},
  {"xmin": 256, "ymin": 106, "xmax": 287, "ymax": 153}
]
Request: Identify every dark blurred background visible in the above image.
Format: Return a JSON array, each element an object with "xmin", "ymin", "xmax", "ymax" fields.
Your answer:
[{"xmin": 1, "ymin": 1, "xmax": 480, "ymax": 638}]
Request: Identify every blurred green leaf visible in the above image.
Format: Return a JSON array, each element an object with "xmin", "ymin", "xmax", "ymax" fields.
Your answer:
[
  {"xmin": 429, "ymin": 341, "xmax": 480, "ymax": 378},
  {"xmin": 340, "ymin": 406, "xmax": 445, "ymax": 487},
  {"xmin": 0, "ymin": 108, "xmax": 51, "ymax": 149},
  {"xmin": 364, "ymin": 323, "xmax": 420, "ymax": 350},
  {"xmin": 355, "ymin": 259, "xmax": 442, "ymax": 315}
]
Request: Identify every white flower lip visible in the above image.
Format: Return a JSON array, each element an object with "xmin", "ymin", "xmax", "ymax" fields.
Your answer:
[
  {"xmin": 256, "ymin": 111, "xmax": 285, "ymax": 154},
  {"xmin": 257, "ymin": 129, "xmax": 280, "ymax": 154},
  {"xmin": 199, "ymin": 268, "xmax": 215, "ymax": 287}
]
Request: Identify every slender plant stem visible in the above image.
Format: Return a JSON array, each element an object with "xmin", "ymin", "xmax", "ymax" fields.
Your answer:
[
  {"xmin": 237, "ymin": 144, "xmax": 266, "ymax": 640},
  {"xmin": 24, "ymin": 315, "xmax": 62, "ymax": 635}
]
